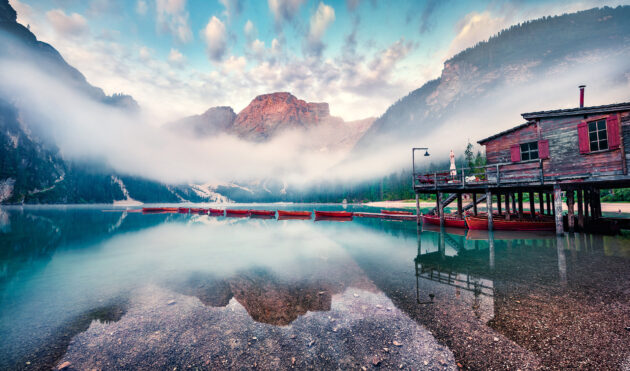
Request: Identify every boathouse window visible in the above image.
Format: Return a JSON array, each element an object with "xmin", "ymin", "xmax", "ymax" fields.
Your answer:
[
  {"xmin": 520, "ymin": 141, "xmax": 539, "ymax": 161},
  {"xmin": 588, "ymin": 119, "xmax": 608, "ymax": 152}
]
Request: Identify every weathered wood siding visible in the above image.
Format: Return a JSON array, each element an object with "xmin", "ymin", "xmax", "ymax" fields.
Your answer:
[
  {"xmin": 484, "ymin": 124, "xmax": 538, "ymax": 164},
  {"xmin": 540, "ymin": 114, "xmax": 623, "ymax": 177},
  {"xmin": 483, "ymin": 110, "xmax": 629, "ymax": 179}
]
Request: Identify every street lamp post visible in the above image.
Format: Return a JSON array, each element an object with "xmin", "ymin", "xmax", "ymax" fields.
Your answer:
[{"xmin": 412, "ymin": 147, "xmax": 430, "ymax": 224}]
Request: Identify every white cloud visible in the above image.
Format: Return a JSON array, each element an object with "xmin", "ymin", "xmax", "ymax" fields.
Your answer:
[
  {"xmin": 136, "ymin": 0, "xmax": 148, "ymax": 15},
  {"xmin": 46, "ymin": 9, "xmax": 88, "ymax": 37},
  {"xmin": 244, "ymin": 19, "xmax": 255, "ymax": 39},
  {"xmin": 168, "ymin": 48, "xmax": 185, "ymax": 67},
  {"xmin": 445, "ymin": 11, "xmax": 507, "ymax": 59},
  {"xmin": 156, "ymin": 0, "xmax": 192, "ymax": 43},
  {"xmin": 268, "ymin": 0, "xmax": 305, "ymax": 24},
  {"xmin": 139, "ymin": 46, "xmax": 152, "ymax": 61},
  {"xmin": 306, "ymin": 2, "xmax": 335, "ymax": 56},
  {"xmin": 202, "ymin": 16, "xmax": 227, "ymax": 62},
  {"xmin": 219, "ymin": 0, "xmax": 243, "ymax": 21}
]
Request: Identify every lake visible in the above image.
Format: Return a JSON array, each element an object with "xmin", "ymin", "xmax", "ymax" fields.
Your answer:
[{"xmin": 0, "ymin": 205, "xmax": 628, "ymax": 370}]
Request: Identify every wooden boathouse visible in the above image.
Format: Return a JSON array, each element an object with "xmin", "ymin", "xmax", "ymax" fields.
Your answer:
[{"xmin": 413, "ymin": 86, "xmax": 630, "ymax": 234}]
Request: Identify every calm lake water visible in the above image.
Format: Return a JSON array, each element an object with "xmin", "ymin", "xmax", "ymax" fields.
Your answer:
[{"xmin": 0, "ymin": 205, "xmax": 628, "ymax": 370}]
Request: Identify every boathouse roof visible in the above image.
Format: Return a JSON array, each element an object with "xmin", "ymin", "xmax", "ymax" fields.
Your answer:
[
  {"xmin": 478, "ymin": 102, "xmax": 630, "ymax": 144},
  {"xmin": 477, "ymin": 121, "xmax": 535, "ymax": 145},
  {"xmin": 521, "ymin": 102, "xmax": 630, "ymax": 120}
]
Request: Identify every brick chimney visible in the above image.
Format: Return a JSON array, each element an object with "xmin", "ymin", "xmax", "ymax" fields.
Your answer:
[{"xmin": 579, "ymin": 85, "xmax": 586, "ymax": 108}]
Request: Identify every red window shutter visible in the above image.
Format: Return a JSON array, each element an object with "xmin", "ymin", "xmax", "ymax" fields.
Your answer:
[
  {"xmin": 607, "ymin": 115, "xmax": 620, "ymax": 149},
  {"xmin": 578, "ymin": 121, "xmax": 589, "ymax": 153},
  {"xmin": 538, "ymin": 139, "xmax": 549, "ymax": 159},
  {"xmin": 510, "ymin": 144, "xmax": 520, "ymax": 162}
]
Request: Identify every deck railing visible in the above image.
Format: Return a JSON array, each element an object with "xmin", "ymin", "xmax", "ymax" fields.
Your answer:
[{"xmin": 412, "ymin": 159, "xmax": 546, "ymax": 189}]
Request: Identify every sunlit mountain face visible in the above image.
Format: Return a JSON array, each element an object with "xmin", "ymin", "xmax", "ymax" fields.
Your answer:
[{"xmin": 1, "ymin": 0, "xmax": 630, "ymax": 204}]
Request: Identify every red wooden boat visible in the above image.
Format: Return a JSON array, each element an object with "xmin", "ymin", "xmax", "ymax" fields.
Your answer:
[
  {"xmin": 178, "ymin": 207, "xmax": 190, "ymax": 213},
  {"xmin": 465, "ymin": 216, "xmax": 556, "ymax": 231},
  {"xmin": 142, "ymin": 207, "xmax": 178, "ymax": 213},
  {"xmin": 381, "ymin": 210, "xmax": 414, "ymax": 215},
  {"xmin": 208, "ymin": 208, "xmax": 224, "ymax": 215},
  {"xmin": 314, "ymin": 211, "xmax": 353, "ymax": 218},
  {"xmin": 278, "ymin": 215, "xmax": 311, "ymax": 220},
  {"xmin": 249, "ymin": 210, "xmax": 276, "ymax": 216},
  {"xmin": 277, "ymin": 210, "xmax": 312, "ymax": 217},
  {"xmin": 421, "ymin": 214, "xmax": 466, "ymax": 228},
  {"xmin": 225, "ymin": 209, "xmax": 250, "ymax": 216},
  {"xmin": 189, "ymin": 208, "xmax": 204, "ymax": 213},
  {"xmin": 315, "ymin": 216, "xmax": 353, "ymax": 222}
]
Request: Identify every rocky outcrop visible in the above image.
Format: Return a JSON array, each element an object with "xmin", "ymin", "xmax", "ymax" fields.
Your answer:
[{"xmin": 231, "ymin": 92, "xmax": 331, "ymax": 141}]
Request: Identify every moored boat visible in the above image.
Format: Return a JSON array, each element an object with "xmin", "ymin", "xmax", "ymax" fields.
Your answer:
[
  {"xmin": 278, "ymin": 215, "xmax": 311, "ymax": 220},
  {"xmin": 381, "ymin": 210, "xmax": 414, "ymax": 215},
  {"xmin": 225, "ymin": 209, "xmax": 250, "ymax": 216},
  {"xmin": 465, "ymin": 215, "xmax": 556, "ymax": 231},
  {"xmin": 142, "ymin": 207, "xmax": 166, "ymax": 213},
  {"xmin": 314, "ymin": 216, "xmax": 353, "ymax": 222},
  {"xmin": 277, "ymin": 210, "xmax": 312, "ymax": 217},
  {"xmin": 178, "ymin": 207, "xmax": 189, "ymax": 213},
  {"xmin": 249, "ymin": 210, "xmax": 276, "ymax": 216},
  {"xmin": 421, "ymin": 214, "xmax": 466, "ymax": 228},
  {"xmin": 208, "ymin": 208, "xmax": 224, "ymax": 215},
  {"xmin": 314, "ymin": 211, "xmax": 353, "ymax": 218}
]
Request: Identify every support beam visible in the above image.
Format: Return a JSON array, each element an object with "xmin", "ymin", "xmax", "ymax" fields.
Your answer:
[
  {"xmin": 546, "ymin": 193, "xmax": 552, "ymax": 215},
  {"xmin": 539, "ymin": 192, "xmax": 545, "ymax": 216},
  {"xmin": 505, "ymin": 192, "xmax": 511, "ymax": 221},
  {"xmin": 529, "ymin": 191, "xmax": 535, "ymax": 219},
  {"xmin": 472, "ymin": 193, "xmax": 478, "ymax": 216},
  {"xmin": 577, "ymin": 189, "xmax": 584, "ymax": 230},
  {"xmin": 592, "ymin": 189, "xmax": 601, "ymax": 218},
  {"xmin": 567, "ymin": 190, "xmax": 575, "ymax": 232},
  {"xmin": 438, "ymin": 192, "xmax": 444, "ymax": 227},
  {"xmin": 553, "ymin": 184, "xmax": 564, "ymax": 235},
  {"xmin": 415, "ymin": 193, "xmax": 420, "ymax": 225},
  {"xmin": 457, "ymin": 193, "xmax": 463, "ymax": 219},
  {"xmin": 486, "ymin": 190, "xmax": 494, "ymax": 231},
  {"xmin": 497, "ymin": 194, "xmax": 502, "ymax": 215},
  {"xmin": 584, "ymin": 189, "xmax": 590, "ymax": 220},
  {"xmin": 512, "ymin": 193, "xmax": 517, "ymax": 217},
  {"xmin": 518, "ymin": 192, "xmax": 524, "ymax": 219}
]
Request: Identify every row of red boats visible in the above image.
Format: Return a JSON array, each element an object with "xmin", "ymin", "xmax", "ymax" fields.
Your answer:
[
  {"xmin": 421, "ymin": 212, "xmax": 556, "ymax": 231},
  {"xmin": 141, "ymin": 207, "xmax": 359, "ymax": 218}
]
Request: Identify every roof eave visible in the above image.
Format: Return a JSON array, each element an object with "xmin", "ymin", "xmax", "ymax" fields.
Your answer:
[{"xmin": 521, "ymin": 103, "xmax": 630, "ymax": 120}]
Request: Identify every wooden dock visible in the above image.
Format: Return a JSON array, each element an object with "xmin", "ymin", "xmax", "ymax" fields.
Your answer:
[{"xmin": 412, "ymin": 96, "xmax": 630, "ymax": 235}]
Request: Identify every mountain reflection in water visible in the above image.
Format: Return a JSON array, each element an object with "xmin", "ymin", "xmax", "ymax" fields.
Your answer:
[{"xmin": 0, "ymin": 206, "xmax": 628, "ymax": 370}]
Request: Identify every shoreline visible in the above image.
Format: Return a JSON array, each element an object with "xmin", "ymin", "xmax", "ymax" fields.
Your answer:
[{"xmin": 365, "ymin": 200, "xmax": 630, "ymax": 213}]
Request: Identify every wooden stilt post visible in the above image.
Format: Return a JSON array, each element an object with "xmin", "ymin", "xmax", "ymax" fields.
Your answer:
[
  {"xmin": 438, "ymin": 192, "xmax": 444, "ymax": 227},
  {"xmin": 505, "ymin": 192, "xmax": 511, "ymax": 221},
  {"xmin": 577, "ymin": 189, "xmax": 584, "ymax": 230},
  {"xmin": 539, "ymin": 191, "xmax": 545, "ymax": 216},
  {"xmin": 486, "ymin": 190, "xmax": 493, "ymax": 231},
  {"xmin": 497, "ymin": 193, "xmax": 502, "ymax": 215},
  {"xmin": 529, "ymin": 191, "xmax": 535, "ymax": 219},
  {"xmin": 472, "ymin": 193, "xmax": 478, "ymax": 216},
  {"xmin": 415, "ymin": 193, "xmax": 420, "ymax": 225},
  {"xmin": 584, "ymin": 189, "xmax": 590, "ymax": 221},
  {"xmin": 457, "ymin": 193, "xmax": 463, "ymax": 219},
  {"xmin": 512, "ymin": 193, "xmax": 517, "ymax": 217},
  {"xmin": 567, "ymin": 190, "xmax": 575, "ymax": 232},
  {"xmin": 518, "ymin": 192, "xmax": 524, "ymax": 219},
  {"xmin": 592, "ymin": 189, "xmax": 601, "ymax": 218},
  {"xmin": 546, "ymin": 192, "xmax": 552, "ymax": 215},
  {"xmin": 553, "ymin": 184, "xmax": 564, "ymax": 235}
]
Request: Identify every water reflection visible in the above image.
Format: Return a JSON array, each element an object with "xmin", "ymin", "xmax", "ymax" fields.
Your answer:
[{"xmin": 0, "ymin": 206, "xmax": 628, "ymax": 370}]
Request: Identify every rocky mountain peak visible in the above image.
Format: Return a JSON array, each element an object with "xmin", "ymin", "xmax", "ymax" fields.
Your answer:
[{"xmin": 231, "ymin": 92, "xmax": 331, "ymax": 140}]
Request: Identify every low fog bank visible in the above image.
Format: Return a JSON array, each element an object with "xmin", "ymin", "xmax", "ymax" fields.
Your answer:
[{"xmin": 1, "ymin": 36, "xmax": 629, "ymax": 194}]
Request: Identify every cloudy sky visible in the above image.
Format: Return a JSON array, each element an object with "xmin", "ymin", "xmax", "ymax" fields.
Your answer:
[{"xmin": 9, "ymin": 0, "xmax": 628, "ymax": 122}]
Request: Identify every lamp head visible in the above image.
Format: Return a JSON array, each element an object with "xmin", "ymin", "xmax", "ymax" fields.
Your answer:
[{"xmin": 424, "ymin": 150, "xmax": 430, "ymax": 157}]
